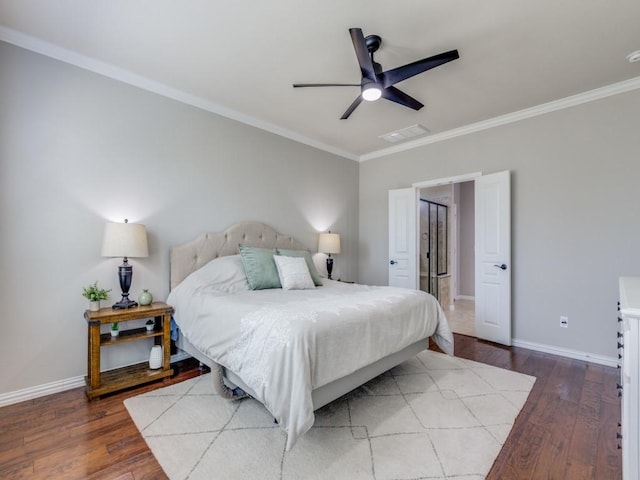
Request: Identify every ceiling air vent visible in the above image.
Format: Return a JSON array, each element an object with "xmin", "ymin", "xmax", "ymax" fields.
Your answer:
[{"xmin": 379, "ymin": 124, "xmax": 431, "ymax": 143}]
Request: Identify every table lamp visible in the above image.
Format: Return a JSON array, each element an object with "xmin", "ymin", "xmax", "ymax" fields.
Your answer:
[
  {"xmin": 318, "ymin": 231, "xmax": 341, "ymax": 280},
  {"xmin": 101, "ymin": 219, "xmax": 149, "ymax": 309}
]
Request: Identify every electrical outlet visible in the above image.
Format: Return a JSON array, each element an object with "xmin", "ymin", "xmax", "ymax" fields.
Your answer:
[{"xmin": 560, "ymin": 316, "xmax": 569, "ymax": 328}]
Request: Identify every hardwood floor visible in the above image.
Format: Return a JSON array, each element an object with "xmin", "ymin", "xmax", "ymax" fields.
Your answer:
[
  {"xmin": 0, "ymin": 335, "xmax": 622, "ymax": 479},
  {"xmin": 452, "ymin": 335, "xmax": 622, "ymax": 479}
]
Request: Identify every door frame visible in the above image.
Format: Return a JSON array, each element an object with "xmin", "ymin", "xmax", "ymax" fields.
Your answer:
[
  {"xmin": 411, "ymin": 171, "xmax": 512, "ymax": 344},
  {"xmin": 414, "ymin": 172, "xmax": 482, "ymax": 304},
  {"xmin": 413, "ymin": 172, "xmax": 483, "ymax": 189}
]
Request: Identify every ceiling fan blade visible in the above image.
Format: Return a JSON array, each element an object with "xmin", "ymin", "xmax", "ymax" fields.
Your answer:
[
  {"xmin": 293, "ymin": 83, "xmax": 360, "ymax": 88},
  {"xmin": 340, "ymin": 96, "xmax": 363, "ymax": 120},
  {"xmin": 349, "ymin": 28, "xmax": 376, "ymax": 80},
  {"xmin": 382, "ymin": 49, "xmax": 459, "ymax": 88},
  {"xmin": 382, "ymin": 86, "xmax": 424, "ymax": 111}
]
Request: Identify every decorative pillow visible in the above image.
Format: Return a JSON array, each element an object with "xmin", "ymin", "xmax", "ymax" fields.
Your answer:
[
  {"xmin": 239, "ymin": 244, "xmax": 281, "ymax": 290},
  {"xmin": 273, "ymin": 255, "xmax": 316, "ymax": 290},
  {"xmin": 276, "ymin": 248, "xmax": 323, "ymax": 286}
]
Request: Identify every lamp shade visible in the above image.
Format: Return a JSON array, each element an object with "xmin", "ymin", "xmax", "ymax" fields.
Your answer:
[
  {"xmin": 318, "ymin": 232, "xmax": 341, "ymax": 255},
  {"xmin": 101, "ymin": 220, "xmax": 149, "ymax": 258}
]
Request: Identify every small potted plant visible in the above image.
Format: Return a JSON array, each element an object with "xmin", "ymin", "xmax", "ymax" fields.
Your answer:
[
  {"xmin": 111, "ymin": 322, "xmax": 119, "ymax": 337},
  {"xmin": 82, "ymin": 281, "xmax": 111, "ymax": 311},
  {"xmin": 145, "ymin": 319, "xmax": 155, "ymax": 332}
]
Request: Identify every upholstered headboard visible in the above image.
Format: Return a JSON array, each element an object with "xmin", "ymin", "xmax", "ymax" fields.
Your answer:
[{"xmin": 170, "ymin": 221, "xmax": 308, "ymax": 289}]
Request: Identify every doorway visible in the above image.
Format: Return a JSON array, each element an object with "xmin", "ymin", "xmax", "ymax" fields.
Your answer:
[
  {"xmin": 389, "ymin": 170, "xmax": 511, "ymax": 345},
  {"xmin": 419, "ymin": 182, "xmax": 476, "ymax": 337}
]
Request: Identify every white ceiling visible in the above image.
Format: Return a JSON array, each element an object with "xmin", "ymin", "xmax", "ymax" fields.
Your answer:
[{"xmin": 1, "ymin": 1, "xmax": 639, "ymax": 160}]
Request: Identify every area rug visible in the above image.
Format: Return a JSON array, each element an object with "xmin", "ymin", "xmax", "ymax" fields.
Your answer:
[{"xmin": 124, "ymin": 350, "xmax": 535, "ymax": 480}]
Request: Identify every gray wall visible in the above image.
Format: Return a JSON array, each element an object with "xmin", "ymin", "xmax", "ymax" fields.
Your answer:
[
  {"xmin": 2, "ymin": 36, "xmax": 637, "ymax": 395},
  {"xmin": 0, "ymin": 42, "xmax": 359, "ymax": 395},
  {"xmin": 359, "ymin": 89, "xmax": 640, "ymax": 359}
]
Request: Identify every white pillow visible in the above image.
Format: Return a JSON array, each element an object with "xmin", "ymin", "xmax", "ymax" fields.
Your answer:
[
  {"xmin": 184, "ymin": 255, "xmax": 249, "ymax": 294},
  {"xmin": 273, "ymin": 255, "xmax": 316, "ymax": 290}
]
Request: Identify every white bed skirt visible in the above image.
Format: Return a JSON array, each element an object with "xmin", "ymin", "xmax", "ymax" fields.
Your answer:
[{"xmin": 176, "ymin": 334, "xmax": 428, "ymax": 410}]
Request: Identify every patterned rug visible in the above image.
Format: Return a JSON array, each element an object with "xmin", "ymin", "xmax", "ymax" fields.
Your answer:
[{"xmin": 124, "ymin": 350, "xmax": 535, "ymax": 480}]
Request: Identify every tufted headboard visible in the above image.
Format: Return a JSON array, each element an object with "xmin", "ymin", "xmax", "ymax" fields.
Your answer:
[{"xmin": 170, "ymin": 221, "xmax": 308, "ymax": 289}]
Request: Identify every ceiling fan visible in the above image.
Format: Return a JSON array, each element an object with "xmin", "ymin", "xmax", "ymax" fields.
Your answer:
[{"xmin": 293, "ymin": 28, "xmax": 459, "ymax": 120}]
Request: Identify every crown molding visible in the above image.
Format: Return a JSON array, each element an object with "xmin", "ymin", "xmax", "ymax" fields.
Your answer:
[
  {"xmin": 2, "ymin": 26, "xmax": 638, "ymax": 164},
  {"xmin": 0, "ymin": 26, "xmax": 358, "ymax": 162},
  {"xmin": 360, "ymin": 75, "xmax": 640, "ymax": 162}
]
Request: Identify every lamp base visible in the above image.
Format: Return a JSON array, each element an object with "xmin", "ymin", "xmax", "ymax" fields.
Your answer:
[
  {"xmin": 113, "ymin": 261, "xmax": 137, "ymax": 309},
  {"xmin": 326, "ymin": 257, "xmax": 334, "ymax": 280},
  {"xmin": 112, "ymin": 296, "xmax": 138, "ymax": 310}
]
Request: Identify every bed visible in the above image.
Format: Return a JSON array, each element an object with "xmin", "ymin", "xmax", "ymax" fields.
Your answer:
[{"xmin": 167, "ymin": 221, "xmax": 453, "ymax": 449}]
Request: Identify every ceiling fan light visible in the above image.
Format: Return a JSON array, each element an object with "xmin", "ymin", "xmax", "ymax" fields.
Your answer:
[{"xmin": 362, "ymin": 85, "xmax": 382, "ymax": 101}]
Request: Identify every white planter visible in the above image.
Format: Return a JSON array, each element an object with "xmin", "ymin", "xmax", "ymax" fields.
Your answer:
[
  {"xmin": 89, "ymin": 301, "xmax": 100, "ymax": 312},
  {"xmin": 110, "ymin": 329, "xmax": 119, "ymax": 337}
]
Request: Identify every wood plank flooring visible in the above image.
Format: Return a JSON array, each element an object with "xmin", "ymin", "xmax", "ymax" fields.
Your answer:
[
  {"xmin": 452, "ymin": 335, "xmax": 622, "ymax": 479},
  {"xmin": 0, "ymin": 334, "xmax": 622, "ymax": 479}
]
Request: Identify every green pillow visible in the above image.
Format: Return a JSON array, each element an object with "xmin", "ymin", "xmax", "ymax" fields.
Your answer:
[
  {"xmin": 277, "ymin": 248, "xmax": 323, "ymax": 286},
  {"xmin": 239, "ymin": 245, "xmax": 281, "ymax": 290}
]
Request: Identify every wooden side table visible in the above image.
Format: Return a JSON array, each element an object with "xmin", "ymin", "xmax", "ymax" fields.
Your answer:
[{"xmin": 84, "ymin": 302, "xmax": 174, "ymax": 399}]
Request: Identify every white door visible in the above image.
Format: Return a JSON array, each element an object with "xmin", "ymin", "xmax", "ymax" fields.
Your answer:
[
  {"xmin": 388, "ymin": 188, "xmax": 418, "ymax": 289},
  {"xmin": 474, "ymin": 170, "xmax": 511, "ymax": 345}
]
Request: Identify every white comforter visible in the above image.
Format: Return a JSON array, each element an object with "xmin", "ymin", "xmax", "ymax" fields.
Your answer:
[{"xmin": 168, "ymin": 278, "xmax": 453, "ymax": 450}]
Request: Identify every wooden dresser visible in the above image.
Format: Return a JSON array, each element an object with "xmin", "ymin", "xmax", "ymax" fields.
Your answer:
[{"xmin": 618, "ymin": 277, "xmax": 640, "ymax": 480}]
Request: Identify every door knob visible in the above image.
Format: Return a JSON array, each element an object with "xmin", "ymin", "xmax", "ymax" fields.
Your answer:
[
  {"xmin": 494, "ymin": 264, "xmax": 507, "ymax": 270},
  {"xmin": 390, "ymin": 260, "xmax": 397, "ymax": 265}
]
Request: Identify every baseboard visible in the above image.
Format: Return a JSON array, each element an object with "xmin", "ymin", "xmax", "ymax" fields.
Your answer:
[
  {"xmin": 456, "ymin": 295, "xmax": 475, "ymax": 301},
  {"xmin": 0, "ymin": 375, "xmax": 86, "ymax": 408},
  {"xmin": 0, "ymin": 351, "xmax": 194, "ymax": 408},
  {"xmin": 512, "ymin": 338, "xmax": 620, "ymax": 368},
  {"xmin": 1, "ymin": 341, "xmax": 616, "ymax": 407}
]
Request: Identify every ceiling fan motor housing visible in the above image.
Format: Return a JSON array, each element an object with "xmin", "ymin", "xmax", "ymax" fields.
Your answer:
[{"xmin": 365, "ymin": 34, "xmax": 382, "ymax": 54}]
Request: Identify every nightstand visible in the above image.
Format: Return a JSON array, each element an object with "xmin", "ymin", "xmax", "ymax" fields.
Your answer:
[{"xmin": 84, "ymin": 302, "xmax": 174, "ymax": 399}]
